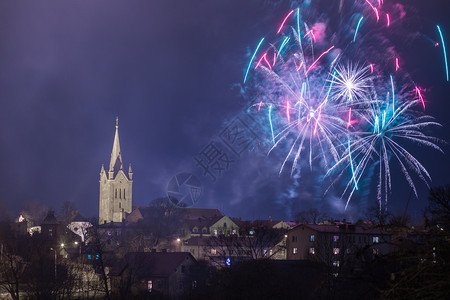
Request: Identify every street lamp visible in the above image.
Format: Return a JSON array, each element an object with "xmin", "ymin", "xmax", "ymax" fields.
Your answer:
[{"xmin": 50, "ymin": 248, "xmax": 57, "ymax": 280}]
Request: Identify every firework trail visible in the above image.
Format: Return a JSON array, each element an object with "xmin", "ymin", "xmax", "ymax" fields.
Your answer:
[{"xmin": 243, "ymin": 0, "xmax": 444, "ymax": 210}]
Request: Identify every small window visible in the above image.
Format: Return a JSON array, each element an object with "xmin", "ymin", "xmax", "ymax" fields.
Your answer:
[
  {"xmin": 373, "ymin": 236, "xmax": 379, "ymax": 244},
  {"xmin": 214, "ymin": 229, "xmax": 218, "ymax": 236},
  {"xmin": 119, "ymin": 189, "xmax": 121, "ymax": 199},
  {"xmin": 115, "ymin": 189, "xmax": 117, "ymax": 198},
  {"xmin": 181, "ymin": 265, "xmax": 186, "ymax": 273},
  {"xmin": 202, "ymin": 228, "xmax": 207, "ymax": 234},
  {"xmin": 119, "ymin": 202, "xmax": 121, "ymax": 209},
  {"xmin": 88, "ymin": 254, "xmax": 92, "ymax": 259},
  {"xmin": 333, "ymin": 260, "xmax": 340, "ymax": 267},
  {"xmin": 292, "ymin": 236, "xmax": 298, "ymax": 242},
  {"xmin": 293, "ymin": 247, "xmax": 298, "ymax": 254},
  {"xmin": 211, "ymin": 248, "xmax": 217, "ymax": 255},
  {"xmin": 310, "ymin": 235, "xmax": 315, "ymax": 242},
  {"xmin": 224, "ymin": 222, "xmax": 227, "ymax": 228},
  {"xmin": 148, "ymin": 280, "xmax": 153, "ymax": 292},
  {"xmin": 373, "ymin": 248, "xmax": 379, "ymax": 255},
  {"xmin": 333, "ymin": 248, "xmax": 340, "ymax": 255},
  {"xmin": 333, "ymin": 235, "xmax": 339, "ymax": 242},
  {"xmin": 193, "ymin": 228, "xmax": 198, "ymax": 233},
  {"xmin": 269, "ymin": 249, "xmax": 273, "ymax": 256},
  {"xmin": 124, "ymin": 189, "xmax": 126, "ymax": 199},
  {"xmin": 309, "ymin": 247, "xmax": 315, "ymax": 255},
  {"xmin": 232, "ymin": 229, "xmax": 236, "ymax": 235}
]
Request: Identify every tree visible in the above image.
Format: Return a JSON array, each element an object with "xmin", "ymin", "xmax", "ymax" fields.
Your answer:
[
  {"xmin": 294, "ymin": 208, "xmax": 328, "ymax": 224},
  {"xmin": 425, "ymin": 185, "xmax": 450, "ymax": 231}
]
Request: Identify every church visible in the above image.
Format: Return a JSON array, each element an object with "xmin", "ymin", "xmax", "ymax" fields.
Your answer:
[{"xmin": 99, "ymin": 118, "xmax": 133, "ymax": 224}]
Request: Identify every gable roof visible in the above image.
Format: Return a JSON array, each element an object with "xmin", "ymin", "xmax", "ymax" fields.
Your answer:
[
  {"xmin": 293, "ymin": 223, "xmax": 390, "ymax": 235},
  {"xmin": 109, "ymin": 252, "xmax": 196, "ymax": 278},
  {"xmin": 180, "ymin": 208, "xmax": 223, "ymax": 220}
]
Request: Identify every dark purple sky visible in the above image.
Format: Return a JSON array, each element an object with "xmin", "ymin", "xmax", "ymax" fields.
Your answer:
[{"xmin": 0, "ymin": 0, "xmax": 449, "ymax": 222}]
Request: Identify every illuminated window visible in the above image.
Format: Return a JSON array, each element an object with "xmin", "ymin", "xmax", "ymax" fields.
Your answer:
[
  {"xmin": 373, "ymin": 236, "xmax": 379, "ymax": 243},
  {"xmin": 373, "ymin": 248, "xmax": 379, "ymax": 255},
  {"xmin": 232, "ymin": 229, "xmax": 236, "ymax": 235},
  {"xmin": 88, "ymin": 255, "xmax": 92, "ymax": 259},
  {"xmin": 249, "ymin": 230, "xmax": 254, "ymax": 235},
  {"xmin": 333, "ymin": 248, "xmax": 340, "ymax": 255},
  {"xmin": 293, "ymin": 247, "xmax": 298, "ymax": 254},
  {"xmin": 309, "ymin": 247, "xmax": 315, "ymax": 255},
  {"xmin": 269, "ymin": 249, "xmax": 273, "ymax": 256},
  {"xmin": 211, "ymin": 248, "xmax": 217, "ymax": 255},
  {"xmin": 148, "ymin": 280, "xmax": 153, "ymax": 292},
  {"xmin": 333, "ymin": 260, "xmax": 340, "ymax": 267},
  {"xmin": 333, "ymin": 235, "xmax": 339, "ymax": 242},
  {"xmin": 310, "ymin": 235, "xmax": 315, "ymax": 242},
  {"xmin": 214, "ymin": 229, "xmax": 218, "ymax": 236},
  {"xmin": 292, "ymin": 236, "xmax": 298, "ymax": 242}
]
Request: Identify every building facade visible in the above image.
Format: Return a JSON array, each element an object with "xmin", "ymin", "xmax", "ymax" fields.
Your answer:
[{"xmin": 99, "ymin": 118, "xmax": 133, "ymax": 224}]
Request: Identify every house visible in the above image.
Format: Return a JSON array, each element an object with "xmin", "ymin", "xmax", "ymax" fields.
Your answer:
[
  {"xmin": 109, "ymin": 252, "xmax": 197, "ymax": 298},
  {"xmin": 286, "ymin": 223, "xmax": 392, "ymax": 268}
]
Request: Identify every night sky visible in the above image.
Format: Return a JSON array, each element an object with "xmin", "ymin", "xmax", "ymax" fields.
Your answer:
[{"xmin": 0, "ymin": 0, "xmax": 449, "ymax": 222}]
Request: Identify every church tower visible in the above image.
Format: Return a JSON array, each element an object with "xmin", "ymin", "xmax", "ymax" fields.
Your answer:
[{"xmin": 99, "ymin": 118, "xmax": 133, "ymax": 224}]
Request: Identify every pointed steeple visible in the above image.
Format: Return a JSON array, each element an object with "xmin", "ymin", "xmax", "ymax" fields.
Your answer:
[
  {"xmin": 128, "ymin": 163, "xmax": 133, "ymax": 180},
  {"xmin": 109, "ymin": 117, "xmax": 123, "ymax": 175}
]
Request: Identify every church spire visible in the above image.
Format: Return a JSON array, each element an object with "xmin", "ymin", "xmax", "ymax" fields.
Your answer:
[{"xmin": 109, "ymin": 116, "xmax": 123, "ymax": 175}]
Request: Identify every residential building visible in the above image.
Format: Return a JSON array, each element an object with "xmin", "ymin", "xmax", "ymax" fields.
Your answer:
[{"xmin": 109, "ymin": 252, "xmax": 197, "ymax": 298}]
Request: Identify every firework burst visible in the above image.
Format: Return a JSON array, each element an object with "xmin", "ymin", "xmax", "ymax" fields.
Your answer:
[{"xmin": 243, "ymin": 0, "xmax": 444, "ymax": 210}]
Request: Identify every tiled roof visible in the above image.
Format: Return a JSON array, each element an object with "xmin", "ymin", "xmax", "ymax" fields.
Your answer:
[
  {"xmin": 109, "ymin": 252, "xmax": 195, "ymax": 278},
  {"xmin": 294, "ymin": 223, "xmax": 390, "ymax": 235}
]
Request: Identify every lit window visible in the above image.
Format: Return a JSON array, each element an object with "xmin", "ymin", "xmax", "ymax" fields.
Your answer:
[
  {"xmin": 309, "ymin": 247, "xmax": 315, "ymax": 255},
  {"xmin": 373, "ymin": 248, "xmax": 379, "ymax": 255},
  {"xmin": 373, "ymin": 236, "xmax": 379, "ymax": 243},
  {"xmin": 214, "ymin": 229, "xmax": 218, "ymax": 236},
  {"xmin": 249, "ymin": 230, "xmax": 254, "ymax": 235},
  {"xmin": 333, "ymin": 260, "xmax": 340, "ymax": 267},
  {"xmin": 292, "ymin": 236, "xmax": 298, "ymax": 242},
  {"xmin": 211, "ymin": 248, "xmax": 217, "ymax": 255},
  {"xmin": 333, "ymin": 235, "xmax": 339, "ymax": 242},
  {"xmin": 310, "ymin": 235, "xmax": 315, "ymax": 242},
  {"xmin": 293, "ymin": 248, "xmax": 298, "ymax": 254},
  {"xmin": 232, "ymin": 229, "xmax": 236, "ymax": 235},
  {"xmin": 269, "ymin": 249, "xmax": 273, "ymax": 256},
  {"xmin": 88, "ymin": 255, "xmax": 92, "ymax": 259},
  {"xmin": 148, "ymin": 280, "xmax": 153, "ymax": 292},
  {"xmin": 333, "ymin": 248, "xmax": 340, "ymax": 255}
]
